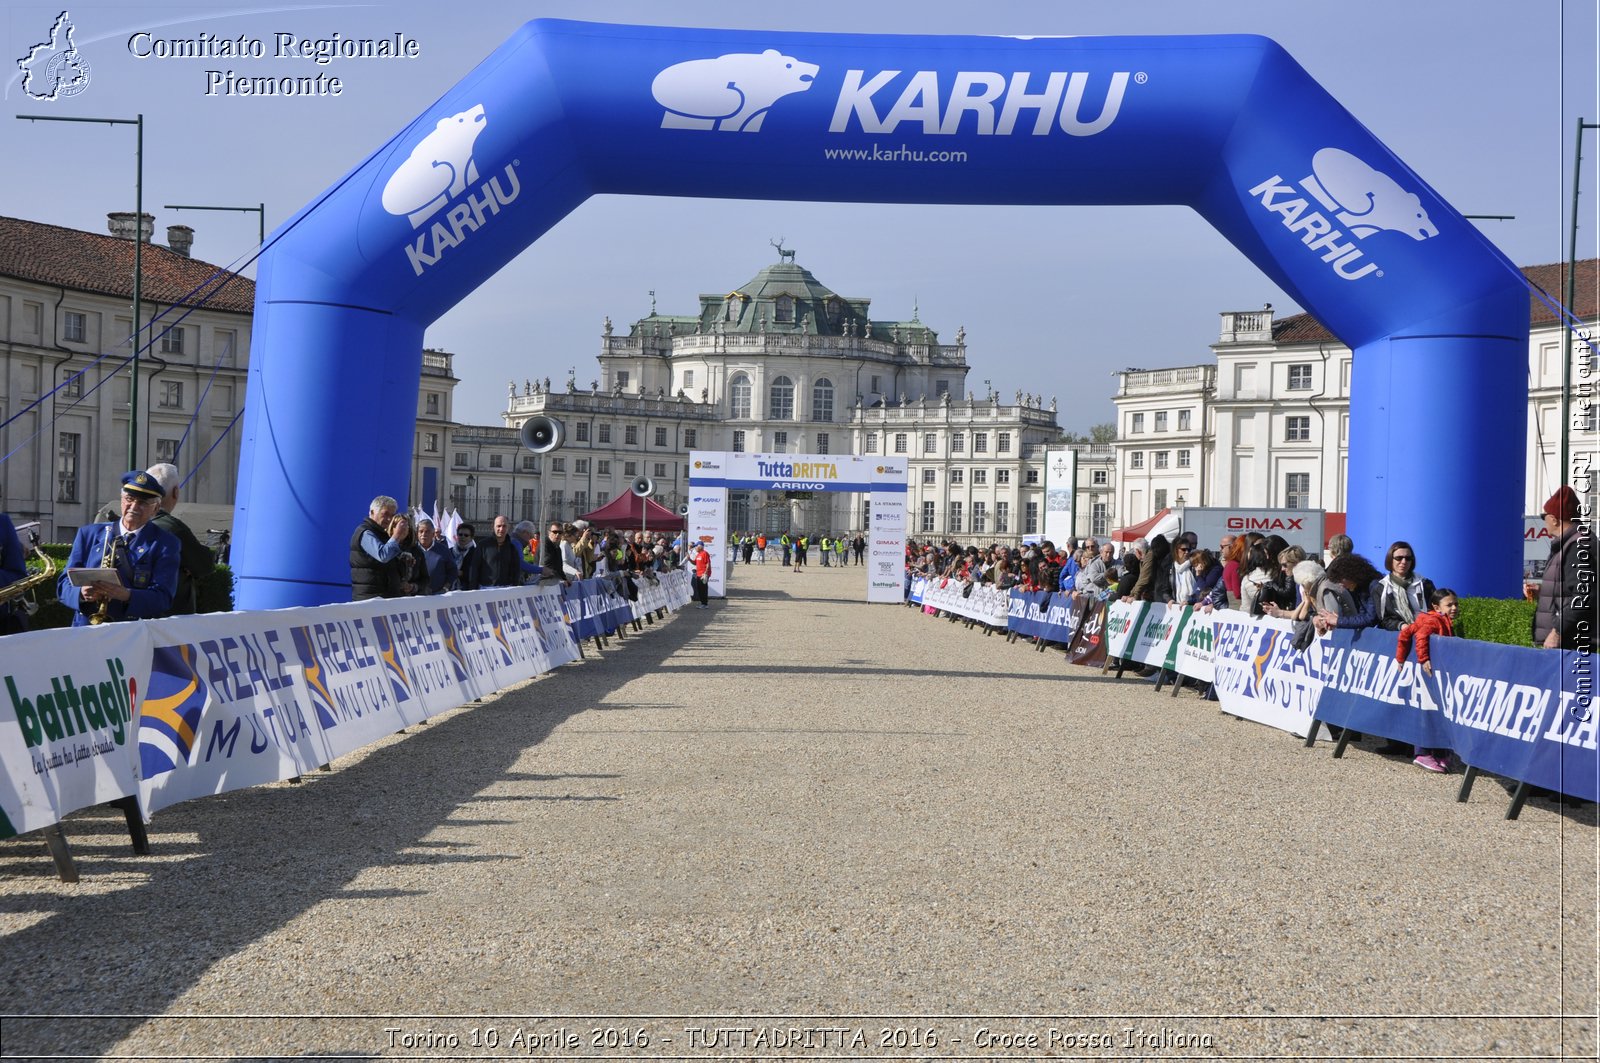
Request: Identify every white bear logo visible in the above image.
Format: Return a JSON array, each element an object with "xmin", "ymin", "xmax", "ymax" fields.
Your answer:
[
  {"xmin": 381, "ymin": 104, "xmax": 487, "ymax": 228},
  {"xmin": 1302, "ymin": 147, "xmax": 1438, "ymax": 241},
  {"xmin": 652, "ymin": 49, "xmax": 819, "ymax": 132}
]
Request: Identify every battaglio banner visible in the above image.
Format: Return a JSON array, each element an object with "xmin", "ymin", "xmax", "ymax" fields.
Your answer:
[{"xmin": 0, "ymin": 624, "xmax": 146, "ymax": 838}]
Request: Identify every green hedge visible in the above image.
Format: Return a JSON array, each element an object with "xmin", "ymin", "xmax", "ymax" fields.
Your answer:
[
  {"xmin": 1459, "ymin": 596, "xmax": 1535, "ymax": 649},
  {"xmin": 19, "ymin": 544, "xmax": 233, "ymax": 630}
]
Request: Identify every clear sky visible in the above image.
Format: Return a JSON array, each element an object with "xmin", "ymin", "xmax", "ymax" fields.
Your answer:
[{"xmin": 4, "ymin": 1, "xmax": 1597, "ymax": 441}]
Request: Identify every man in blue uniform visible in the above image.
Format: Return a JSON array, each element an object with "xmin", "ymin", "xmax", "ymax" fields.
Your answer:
[{"xmin": 57, "ymin": 470, "xmax": 182, "ymax": 625}]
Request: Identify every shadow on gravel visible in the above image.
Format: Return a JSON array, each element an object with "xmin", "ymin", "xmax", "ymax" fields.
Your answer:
[{"xmin": 0, "ymin": 608, "xmax": 706, "ymax": 1059}]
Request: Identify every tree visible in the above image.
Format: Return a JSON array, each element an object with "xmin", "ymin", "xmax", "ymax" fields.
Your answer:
[{"xmin": 1089, "ymin": 422, "xmax": 1117, "ymax": 444}]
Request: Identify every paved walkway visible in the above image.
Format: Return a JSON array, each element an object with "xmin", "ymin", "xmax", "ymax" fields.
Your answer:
[{"xmin": 1, "ymin": 562, "xmax": 1594, "ymax": 1059}]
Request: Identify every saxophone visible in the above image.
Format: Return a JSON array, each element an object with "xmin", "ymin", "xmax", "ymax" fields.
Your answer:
[
  {"xmin": 0, "ymin": 528, "xmax": 56, "ymax": 617},
  {"xmin": 88, "ymin": 530, "xmax": 129, "ymax": 626}
]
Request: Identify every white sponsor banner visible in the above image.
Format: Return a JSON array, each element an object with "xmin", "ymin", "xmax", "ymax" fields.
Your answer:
[
  {"xmin": 1044, "ymin": 449, "xmax": 1077, "ymax": 547},
  {"xmin": 868, "ymin": 459, "xmax": 908, "ymax": 603},
  {"xmin": 0, "ymin": 623, "xmax": 147, "ymax": 838},
  {"xmin": 139, "ymin": 585, "xmax": 579, "ymax": 815},
  {"xmin": 1171, "ymin": 610, "xmax": 1217, "ymax": 683},
  {"xmin": 1102, "ymin": 599, "xmax": 1147, "ymax": 660},
  {"xmin": 632, "ymin": 569, "xmax": 691, "ymax": 618},
  {"xmin": 1126, "ymin": 602, "xmax": 1184, "ymax": 668},
  {"xmin": 686, "ymin": 481, "xmax": 727, "ymax": 598},
  {"xmin": 1209, "ymin": 609, "xmax": 1329, "ymax": 739},
  {"xmin": 920, "ymin": 578, "xmax": 1008, "ymax": 625}
]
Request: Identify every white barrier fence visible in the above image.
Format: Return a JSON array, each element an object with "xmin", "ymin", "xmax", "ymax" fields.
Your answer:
[{"xmin": 0, "ymin": 571, "xmax": 690, "ymax": 839}]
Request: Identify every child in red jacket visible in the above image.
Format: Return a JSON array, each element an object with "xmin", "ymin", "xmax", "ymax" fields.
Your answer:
[{"xmin": 1396, "ymin": 587, "xmax": 1459, "ymax": 772}]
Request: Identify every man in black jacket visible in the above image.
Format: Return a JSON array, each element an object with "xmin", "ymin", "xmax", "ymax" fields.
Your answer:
[
  {"xmin": 476, "ymin": 514, "xmax": 532, "ymax": 587},
  {"xmin": 350, "ymin": 495, "xmax": 409, "ymax": 601},
  {"xmin": 145, "ymin": 462, "xmax": 217, "ymax": 613}
]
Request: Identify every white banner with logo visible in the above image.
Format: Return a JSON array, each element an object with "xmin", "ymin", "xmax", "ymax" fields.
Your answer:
[
  {"xmin": 690, "ymin": 450, "xmax": 906, "ymax": 604},
  {"xmin": 868, "ymin": 459, "xmax": 908, "ymax": 603},
  {"xmin": 1171, "ymin": 609, "xmax": 1217, "ymax": 683},
  {"xmin": 1044, "ymin": 449, "xmax": 1077, "ymax": 547},
  {"xmin": 1209, "ymin": 609, "xmax": 1329, "ymax": 738},
  {"xmin": 920, "ymin": 578, "xmax": 1009, "ymax": 625},
  {"xmin": 632, "ymin": 569, "xmax": 691, "ymax": 617},
  {"xmin": 1125, "ymin": 602, "xmax": 1183, "ymax": 668},
  {"xmin": 0, "ymin": 623, "xmax": 147, "ymax": 838},
  {"xmin": 138, "ymin": 585, "xmax": 579, "ymax": 815},
  {"xmin": 686, "ymin": 473, "xmax": 728, "ymax": 598},
  {"xmin": 1102, "ymin": 600, "xmax": 1148, "ymax": 661}
]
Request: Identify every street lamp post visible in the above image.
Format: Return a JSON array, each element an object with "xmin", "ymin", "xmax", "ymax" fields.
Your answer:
[
  {"xmin": 162, "ymin": 201, "xmax": 266, "ymax": 251},
  {"xmin": 1564, "ymin": 120, "xmax": 1600, "ymax": 491},
  {"xmin": 17, "ymin": 112, "xmax": 144, "ymax": 467}
]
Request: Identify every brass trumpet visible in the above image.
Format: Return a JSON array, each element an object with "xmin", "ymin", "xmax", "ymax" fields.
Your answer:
[{"xmin": 88, "ymin": 531, "xmax": 129, "ymax": 626}]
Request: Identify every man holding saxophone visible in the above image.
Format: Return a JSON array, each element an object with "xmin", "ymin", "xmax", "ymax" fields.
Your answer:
[{"xmin": 57, "ymin": 470, "xmax": 181, "ymax": 626}]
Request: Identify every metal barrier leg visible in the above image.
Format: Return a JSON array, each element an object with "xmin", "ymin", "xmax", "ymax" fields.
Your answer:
[
  {"xmin": 1303, "ymin": 718, "xmax": 1320, "ymax": 748},
  {"xmin": 1455, "ymin": 765, "xmax": 1479, "ymax": 803},
  {"xmin": 41, "ymin": 824, "xmax": 78, "ymax": 883},
  {"xmin": 1506, "ymin": 781, "xmax": 1532, "ymax": 820},
  {"xmin": 1331, "ymin": 726, "xmax": 1354, "ymax": 759},
  {"xmin": 110, "ymin": 795, "xmax": 149, "ymax": 855}
]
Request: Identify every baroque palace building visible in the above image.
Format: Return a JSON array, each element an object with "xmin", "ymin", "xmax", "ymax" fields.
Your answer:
[
  {"xmin": 490, "ymin": 250, "xmax": 1071, "ymax": 542},
  {"xmin": 1, "ymin": 214, "xmax": 1099, "ymax": 549},
  {"xmin": 0, "ymin": 213, "xmax": 253, "ymax": 541},
  {"xmin": 1109, "ymin": 259, "xmax": 1600, "ymax": 527}
]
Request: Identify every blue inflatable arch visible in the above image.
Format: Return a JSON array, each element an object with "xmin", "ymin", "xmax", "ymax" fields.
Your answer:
[{"xmin": 234, "ymin": 20, "xmax": 1527, "ymax": 608}]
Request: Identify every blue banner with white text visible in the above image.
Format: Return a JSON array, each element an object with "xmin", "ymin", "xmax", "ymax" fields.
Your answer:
[
  {"xmin": 1316, "ymin": 629, "xmax": 1599, "ymax": 801},
  {"xmin": 1006, "ymin": 589, "xmax": 1081, "ymax": 643}
]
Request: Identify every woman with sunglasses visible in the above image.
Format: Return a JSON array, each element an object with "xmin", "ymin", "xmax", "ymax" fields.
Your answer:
[{"xmin": 1368, "ymin": 541, "xmax": 1436, "ymax": 632}]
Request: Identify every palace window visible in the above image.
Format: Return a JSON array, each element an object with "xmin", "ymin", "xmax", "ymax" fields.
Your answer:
[
  {"xmin": 812, "ymin": 378, "xmax": 834, "ymax": 422},
  {"xmin": 769, "ymin": 376, "xmax": 795, "ymax": 420},
  {"xmin": 729, "ymin": 373, "xmax": 752, "ymax": 418}
]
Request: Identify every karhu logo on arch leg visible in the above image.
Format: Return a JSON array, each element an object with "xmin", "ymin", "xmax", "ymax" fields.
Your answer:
[
  {"xmin": 381, "ymin": 103, "xmax": 523, "ymax": 276},
  {"xmin": 1248, "ymin": 146, "xmax": 1438, "ymax": 282}
]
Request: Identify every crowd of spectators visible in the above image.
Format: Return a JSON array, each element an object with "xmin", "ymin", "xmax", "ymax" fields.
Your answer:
[
  {"xmin": 903, "ymin": 485, "xmax": 1597, "ymax": 776},
  {"xmin": 350, "ymin": 496, "xmax": 691, "ymax": 602}
]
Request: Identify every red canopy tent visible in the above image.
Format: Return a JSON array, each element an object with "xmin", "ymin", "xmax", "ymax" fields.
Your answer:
[
  {"xmin": 576, "ymin": 493, "xmax": 684, "ymax": 530},
  {"xmin": 1110, "ymin": 507, "xmax": 1179, "ymax": 543}
]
